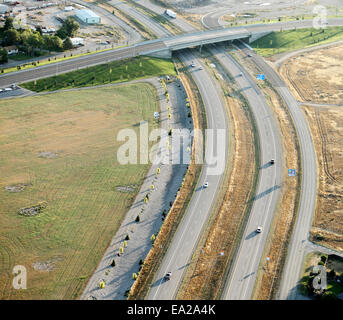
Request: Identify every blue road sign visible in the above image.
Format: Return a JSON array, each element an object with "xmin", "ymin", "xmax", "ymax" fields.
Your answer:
[
  {"xmin": 288, "ymin": 169, "xmax": 296, "ymax": 177},
  {"xmin": 257, "ymin": 74, "xmax": 265, "ymax": 80}
]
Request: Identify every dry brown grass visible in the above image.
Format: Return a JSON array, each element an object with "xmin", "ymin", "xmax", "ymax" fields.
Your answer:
[
  {"xmin": 302, "ymin": 106, "xmax": 343, "ymax": 252},
  {"xmin": 280, "ymin": 44, "xmax": 343, "ymax": 105},
  {"xmin": 128, "ymin": 59, "xmax": 205, "ymax": 299},
  {"xmin": 176, "ymin": 63, "xmax": 257, "ymax": 299}
]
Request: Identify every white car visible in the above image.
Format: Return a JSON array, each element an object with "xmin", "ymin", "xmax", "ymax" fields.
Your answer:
[
  {"xmin": 190, "ymin": 62, "xmax": 195, "ymax": 68},
  {"xmin": 203, "ymin": 182, "xmax": 209, "ymax": 188},
  {"xmin": 256, "ymin": 226, "xmax": 262, "ymax": 233}
]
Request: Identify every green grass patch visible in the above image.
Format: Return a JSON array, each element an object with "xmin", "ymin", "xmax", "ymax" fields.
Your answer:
[
  {"xmin": 21, "ymin": 56, "xmax": 176, "ymax": 92},
  {"xmin": 0, "ymin": 83, "xmax": 160, "ymax": 299},
  {"xmin": 251, "ymin": 26, "xmax": 343, "ymax": 57}
]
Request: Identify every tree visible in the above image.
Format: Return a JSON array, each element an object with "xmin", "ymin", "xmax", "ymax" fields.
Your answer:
[
  {"xmin": 63, "ymin": 37, "xmax": 73, "ymax": 50},
  {"xmin": 0, "ymin": 48, "xmax": 8, "ymax": 64},
  {"xmin": 57, "ymin": 17, "xmax": 79, "ymax": 39},
  {"xmin": 2, "ymin": 29, "xmax": 20, "ymax": 46},
  {"xmin": 44, "ymin": 35, "xmax": 63, "ymax": 52},
  {"xmin": 26, "ymin": 32, "xmax": 43, "ymax": 56},
  {"xmin": 3, "ymin": 17, "xmax": 14, "ymax": 31}
]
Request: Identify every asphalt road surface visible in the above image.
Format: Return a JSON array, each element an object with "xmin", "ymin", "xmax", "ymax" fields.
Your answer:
[
  {"xmin": 237, "ymin": 42, "xmax": 317, "ymax": 300},
  {"xmin": 110, "ymin": 0, "xmax": 169, "ymax": 38},
  {"xmin": 134, "ymin": 0, "xmax": 197, "ymax": 33},
  {"xmin": 146, "ymin": 50, "xmax": 229, "ymax": 300},
  {"xmin": 211, "ymin": 44, "xmax": 282, "ymax": 300}
]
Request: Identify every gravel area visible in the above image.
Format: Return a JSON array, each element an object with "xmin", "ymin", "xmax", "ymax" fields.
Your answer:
[{"xmin": 80, "ymin": 76, "xmax": 193, "ymax": 300}]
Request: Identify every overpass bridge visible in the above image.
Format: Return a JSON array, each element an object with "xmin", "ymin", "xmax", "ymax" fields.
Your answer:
[
  {"xmin": 138, "ymin": 27, "xmax": 256, "ymax": 58},
  {"xmin": 0, "ymin": 26, "xmax": 268, "ymax": 86}
]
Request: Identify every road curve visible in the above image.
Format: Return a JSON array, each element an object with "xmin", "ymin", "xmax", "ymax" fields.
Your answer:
[
  {"xmin": 237, "ymin": 42, "xmax": 317, "ymax": 300},
  {"xmin": 146, "ymin": 50, "xmax": 229, "ymax": 300},
  {"xmin": 211, "ymin": 44, "xmax": 282, "ymax": 300}
]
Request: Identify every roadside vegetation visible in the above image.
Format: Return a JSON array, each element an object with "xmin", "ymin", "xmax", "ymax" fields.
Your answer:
[
  {"xmin": 0, "ymin": 83, "xmax": 160, "ymax": 299},
  {"xmin": 21, "ymin": 56, "xmax": 176, "ymax": 92},
  {"xmin": 299, "ymin": 253, "xmax": 343, "ymax": 300},
  {"xmin": 0, "ymin": 16, "xmax": 80, "ymax": 64},
  {"xmin": 251, "ymin": 26, "xmax": 343, "ymax": 57}
]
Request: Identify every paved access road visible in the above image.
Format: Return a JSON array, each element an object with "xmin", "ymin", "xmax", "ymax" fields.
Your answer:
[
  {"xmin": 147, "ymin": 50, "xmax": 229, "ymax": 300},
  {"xmin": 237, "ymin": 42, "xmax": 317, "ymax": 300},
  {"xmin": 211, "ymin": 44, "xmax": 282, "ymax": 300}
]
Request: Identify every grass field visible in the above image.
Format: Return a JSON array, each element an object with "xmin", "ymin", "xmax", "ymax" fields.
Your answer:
[
  {"xmin": 251, "ymin": 26, "xmax": 343, "ymax": 57},
  {"xmin": 21, "ymin": 56, "xmax": 176, "ymax": 92},
  {"xmin": 0, "ymin": 83, "xmax": 159, "ymax": 299}
]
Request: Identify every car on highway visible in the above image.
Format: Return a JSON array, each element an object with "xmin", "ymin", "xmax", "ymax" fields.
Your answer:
[
  {"xmin": 203, "ymin": 182, "xmax": 209, "ymax": 188},
  {"xmin": 164, "ymin": 272, "xmax": 172, "ymax": 281},
  {"xmin": 256, "ymin": 226, "xmax": 262, "ymax": 233},
  {"xmin": 190, "ymin": 62, "xmax": 195, "ymax": 68},
  {"xmin": 238, "ymin": 72, "xmax": 243, "ymax": 77},
  {"xmin": 270, "ymin": 159, "xmax": 275, "ymax": 165}
]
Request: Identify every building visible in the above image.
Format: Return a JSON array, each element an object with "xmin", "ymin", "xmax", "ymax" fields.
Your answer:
[
  {"xmin": 69, "ymin": 37, "xmax": 84, "ymax": 46},
  {"xmin": 75, "ymin": 9, "xmax": 100, "ymax": 24},
  {"xmin": 0, "ymin": 4, "xmax": 10, "ymax": 14},
  {"xmin": 64, "ymin": 6, "xmax": 74, "ymax": 12},
  {"xmin": 4, "ymin": 46, "xmax": 18, "ymax": 55}
]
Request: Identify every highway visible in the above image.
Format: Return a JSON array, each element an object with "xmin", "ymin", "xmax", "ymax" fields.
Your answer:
[
  {"xmin": 134, "ymin": 0, "xmax": 197, "ymax": 33},
  {"xmin": 0, "ymin": 1, "xmax": 327, "ymax": 300},
  {"xmin": 211, "ymin": 45, "xmax": 282, "ymax": 300},
  {"xmin": 146, "ymin": 50, "xmax": 229, "ymax": 300},
  {"xmin": 110, "ymin": 0, "xmax": 169, "ymax": 38},
  {"xmin": 237, "ymin": 42, "xmax": 317, "ymax": 299}
]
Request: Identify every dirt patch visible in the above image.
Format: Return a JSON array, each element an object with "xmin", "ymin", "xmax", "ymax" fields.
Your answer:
[
  {"xmin": 302, "ymin": 106, "xmax": 343, "ymax": 252},
  {"xmin": 5, "ymin": 184, "xmax": 29, "ymax": 193},
  {"xmin": 116, "ymin": 185, "xmax": 139, "ymax": 193},
  {"xmin": 280, "ymin": 44, "xmax": 343, "ymax": 105},
  {"xmin": 18, "ymin": 201, "xmax": 47, "ymax": 217},
  {"xmin": 32, "ymin": 257, "xmax": 63, "ymax": 272},
  {"xmin": 38, "ymin": 151, "xmax": 58, "ymax": 159}
]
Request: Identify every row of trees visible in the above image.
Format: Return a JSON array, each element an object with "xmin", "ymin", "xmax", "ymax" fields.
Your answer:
[{"xmin": 0, "ymin": 16, "xmax": 80, "ymax": 62}]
